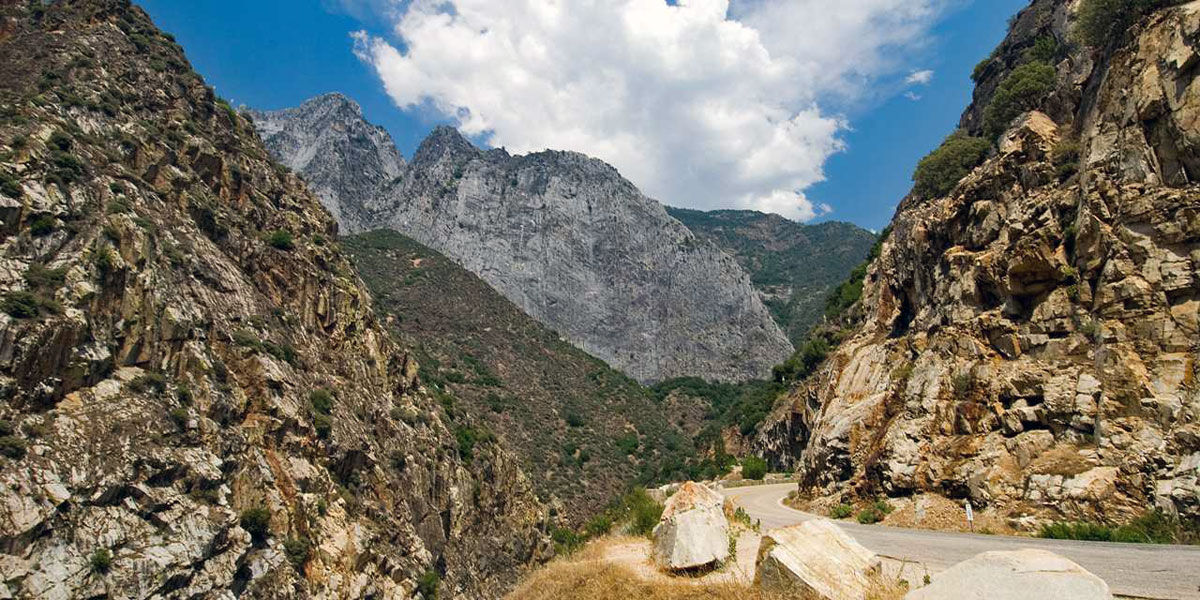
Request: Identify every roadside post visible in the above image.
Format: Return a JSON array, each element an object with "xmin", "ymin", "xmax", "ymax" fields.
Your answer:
[{"xmin": 964, "ymin": 500, "xmax": 974, "ymax": 532}]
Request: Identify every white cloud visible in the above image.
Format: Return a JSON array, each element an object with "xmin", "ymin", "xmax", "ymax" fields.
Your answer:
[
  {"xmin": 353, "ymin": 0, "xmax": 947, "ymax": 221},
  {"xmin": 905, "ymin": 69, "xmax": 934, "ymax": 85},
  {"xmin": 904, "ymin": 91, "xmax": 923, "ymax": 101}
]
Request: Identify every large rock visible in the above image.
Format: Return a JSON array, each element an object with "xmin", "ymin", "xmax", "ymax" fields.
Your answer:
[
  {"xmin": 754, "ymin": 519, "xmax": 881, "ymax": 600},
  {"xmin": 651, "ymin": 482, "xmax": 730, "ymax": 570},
  {"xmin": 906, "ymin": 549, "xmax": 1112, "ymax": 600}
]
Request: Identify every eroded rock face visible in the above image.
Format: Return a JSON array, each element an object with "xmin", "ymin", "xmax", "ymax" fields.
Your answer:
[
  {"xmin": 253, "ymin": 112, "xmax": 793, "ymax": 384},
  {"xmin": 651, "ymin": 482, "xmax": 730, "ymax": 570},
  {"xmin": 756, "ymin": 0, "xmax": 1200, "ymax": 526},
  {"xmin": 754, "ymin": 519, "xmax": 880, "ymax": 600},
  {"xmin": 0, "ymin": 2, "xmax": 549, "ymax": 598},
  {"xmin": 906, "ymin": 549, "xmax": 1112, "ymax": 600}
]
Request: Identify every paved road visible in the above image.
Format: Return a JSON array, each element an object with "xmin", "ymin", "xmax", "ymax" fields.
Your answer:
[{"xmin": 723, "ymin": 483, "xmax": 1200, "ymax": 599}]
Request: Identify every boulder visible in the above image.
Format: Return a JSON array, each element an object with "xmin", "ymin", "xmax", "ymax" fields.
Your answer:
[
  {"xmin": 651, "ymin": 482, "xmax": 729, "ymax": 570},
  {"xmin": 906, "ymin": 548, "xmax": 1112, "ymax": 600},
  {"xmin": 754, "ymin": 519, "xmax": 881, "ymax": 600}
]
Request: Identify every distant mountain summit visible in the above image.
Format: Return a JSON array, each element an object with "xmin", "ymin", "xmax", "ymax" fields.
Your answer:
[
  {"xmin": 254, "ymin": 103, "xmax": 794, "ymax": 383},
  {"xmin": 248, "ymin": 93, "xmax": 405, "ymax": 231}
]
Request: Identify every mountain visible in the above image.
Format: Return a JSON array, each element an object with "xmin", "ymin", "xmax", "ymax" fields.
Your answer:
[
  {"xmin": 247, "ymin": 94, "xmax": 405, "ymax": 232},
  {"xmin": 343, "ymin": 229, "xmax": 694, "ymax": 520},
  {"xmin": 253, "ymin": 98, "xmax": 794, "ymax": 383},
  {"xmin": 665, "ymin": 208, "xmax": 878, "ymax": 345},
  {"xmin": 755, "ymin": 0, "xmax": 1200, "ymax": 530},
  {"xmin": 0, "ymin": 2, "xmax": 548, "ymax": 597}
]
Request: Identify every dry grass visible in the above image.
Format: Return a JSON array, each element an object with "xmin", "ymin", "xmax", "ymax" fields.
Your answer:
[{"xmin": 506, "ymin": 535, "xmax": 908, "ymax": 600}]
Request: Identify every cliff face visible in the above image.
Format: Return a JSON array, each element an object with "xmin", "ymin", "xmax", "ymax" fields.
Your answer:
[
  {"xmin": 254, "ymin": 104, "xmax": 794, "ymax": 384},
  {"xmin": 0, "ymin": 2, "xmax": 548, "ymax": 598},
  {"xmin": 756, "ymin": 0, "xmax": 1200, "ymax": 527},
  {"xmin": 664, "ymin": 208, "xmax": 878, "ymax": 346},
  {"xmin": 248, "ymin": 94, "xmax": 406, "ymax": 233}
]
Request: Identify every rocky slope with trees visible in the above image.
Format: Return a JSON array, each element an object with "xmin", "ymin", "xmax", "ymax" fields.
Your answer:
[
  {"xmin": 756, "ymin": 0, "xmax": 1200, "ymax": 530},
  {"xmin": 0, "ymin": 2, "xmax": 550, "ymax": 597}
]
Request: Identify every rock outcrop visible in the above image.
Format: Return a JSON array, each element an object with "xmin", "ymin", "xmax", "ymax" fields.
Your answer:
[
  {"xmin": 651, "ymin": 482, "xmax": 730, "ymax": 570},
  {"xmin": 755, "ymin": 0, "xmax": 1200, "ymax": 527},
  {"xmin": 247, "ymin": 93, "xmax": 405, "ymax": 233},
  {"xmin": 0, "ymin": 2, "xmax": 548, "ymax": 598},
  {"xmin": 754, "ymin": 519, "xmax": 881, "ymax": 600},
  {"xmin": 253, "ymin": 104, "xmax": 793, "ymax": 384},
  {"xmin": 907, "ymin": 549, "xmax": 1112, "ymax": 600}
]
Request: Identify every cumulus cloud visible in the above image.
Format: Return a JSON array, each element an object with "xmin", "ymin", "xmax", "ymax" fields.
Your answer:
[
  {"xmin": 905, "ymin": 69, "xmax": 935, "ymax": 85},
  {"xmin": 353, "ymin": 0, "xmax": 946, "ymax": 221}
]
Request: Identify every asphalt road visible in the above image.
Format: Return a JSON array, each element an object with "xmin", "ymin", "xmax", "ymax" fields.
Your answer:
[{"xmin": 723, "ymin": 483, "xmax": 1200, "ymax": 600}]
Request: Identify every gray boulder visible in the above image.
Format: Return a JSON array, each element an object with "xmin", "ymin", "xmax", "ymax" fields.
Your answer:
[
  {"xmin": 651, "ymin": 482, "xmax": 730, "ymax": 570},
  {"xmin": 754, "ymin": 519, "xmax": 881, "ymax": 599},
  {"xmin": 906, "ymin": 548, "xmax": 1112, "ymax": 600}
]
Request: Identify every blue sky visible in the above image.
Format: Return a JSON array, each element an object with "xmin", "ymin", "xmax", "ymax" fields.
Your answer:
[{"xmin": 138, "ymin": 0, "xmax": 1026, "ymax": 232}]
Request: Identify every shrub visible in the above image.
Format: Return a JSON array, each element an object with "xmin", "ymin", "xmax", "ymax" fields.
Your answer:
[
  {"xmin": 857, "ymin": 506, "xmax": 884, "ymax": 524},
  {"xmin": 1052, "ymin": 139, "xmax": 1081, "ymax": 181},
  {"xmin": 29, "ymin": 215, "xmax": 54, "ymax": 237},
  {"xmin": 741, "ymin": 456, "xmax": 768, "ymax": 480},
  {"xmin": 1074, "ymin": 0, "xmax": 1185, "ymax": 48},
  {"xmin": 1038, "ymin": 510, "xmax": 1186, "ymax": 544},
  {"xmin": 2, "ymin": 291, "xmax": 40, "ymax": 319},
  {"xmin": 48, "ymin": 131, "xmax": 73, "ymax": 152},
  {"xmin": 128, "ymin": 372, "xmax": 167, "ymax": 394},
  {"xmin": 90, "ymin": 548, "xmax": 113, "ymax": 574},
  {"xmin": 1025, "ymin": 35, "xmax": 1060, "ymax": 63},
  {"xmin": 830, "ymin": 504, "xmax": 854, "ymax": 519},
  {"xmin": 564, "ymin": 411, "xmax": 585, "ymax": 428},
  {"xmin": 0, "ymin": 171, "xmax": 22, "ymax": 198},
  {"xmin": 24, "ymin": 264, "xmax": 66, "ymax": 289},
  {"xmin": 309, "ymin": 388, "xmax": 334, "ymax": 415},
  {"xmin": 971, "ymin": 57, "xmax": 991, "ymax": 82},
  {"xmin": 626, "ymin": 488, "xmax": 664, "ymax": 536},
  {"xmin": 284, "ymin": 537, "xmax": 311, "ymax": 569},
  {"xmin": 267, "ymin": 230, "xmax": 294, "ymax": 250},
  {"xmin": 239, "ymin": 507, "xmax": 271, "ymax": 544},
  {"xmin": 169, "ymin": 407, "xmax": 189, "ymax": 429},
  {"xmin": 982, "ymin": 61, "xmax": 1056, "ymax": 140},
  {"xmin": 0, "ymin": 436, "xmax": 27, "ymax": 459},
  {"xmin": 454, "ymin": 425, "xmax": 494, "ymax": 462},
  {"xmin": 616, "ymin": 433, "xmax": 639, "ymax": 455},
  {"xmin": 313, "ymin": 414, "xmax": 332, "ymax": 439},
  {"xmin": 912, "ymin": 131, "xmax": 992, "ymax": 200},
  {"xmin": 551, "ymin": 526, "xmax": 584, "ymax": 554},
  {"xmin": 417, "ymin": 569, "xmax": 440, "ymax": 599},
  {"xmin": 583, "ymin": 513, "xmax": 615, "ymax": 538}
]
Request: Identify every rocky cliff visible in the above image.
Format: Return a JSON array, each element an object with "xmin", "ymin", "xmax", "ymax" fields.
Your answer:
[
  {"xmin": 0, "ymin": 2, "xmax": 548, "ymax": 598},
  {"xmin": 248, "ymin": 94, "xmax": 405, "ymax": 233},
  {"xmin": 665, "ymin": 208, "xmax": 877, "ymax": 346},
  {"xmin": 756, "ymin": 0, "xmax": 1200, "ymax": 528},
  {"xmin": 253, "ymin": 101, "xmax": 793, "ymax": 384}
]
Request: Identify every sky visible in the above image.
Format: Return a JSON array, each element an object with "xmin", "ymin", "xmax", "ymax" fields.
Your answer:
[{"xmin": 137, "ymin": 0, "xmax": 1027, "ymax": 231}]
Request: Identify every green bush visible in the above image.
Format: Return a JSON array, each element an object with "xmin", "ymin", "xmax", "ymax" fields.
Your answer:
[
  {"xmin": 24, "ymin": 264, "xmax": 66, "ymax": 289},
  {"xmin": 169, "ymin": 407, "xmax": 189, "ymax": 429},
  {"xmin": 564, "ymin": 411, "xmax": 585, "ymax": 428},
  {"xmin": 1074, "ymin": 0, "xmax": 1185, "ymax": 48},
  {"xmin": 982, "ymin": 61, "xmax": 1056, "ymax": 140},
  {"xmin": 628, "ymin": 489, "xmax": 664, "ymax": 536},
  {"xmin": 1052, "ymin": 139, "xmax": 1081, "ymax": 181},
  {"xmin": 0, "ymin": 436, "xmax": 27, "ymax": 459},
  {"xmin": 2, "ymin": 291, "xmax": 40, "ymax": 319},
  {"xmin": 830, "ymin": 504, "xmax": 854, "ymax": 519},
  {"xmin": 742, "ymin": 456, "xmax": 768, "ymax": 480},
  {"xmin": 1025, "ymin": 35, "xmax": 1060, "ymax": 63},
  {"xmin": 0, "ymin": 171, "xmax": 22, "ymax": 198},
  {"xmin": 1039, "ymin": 510, "xmax": 1186, "ymax": 544},
  {"xmin": 239, "ymin": 507, "xmax": 272, "ymax": 544},
  {"xmin": 267, "ymin": 230, "xmax": 294, "ymax": 250},
  {"xmin": 128, "ymin": 372, "xmax": 168, "ymax": 394},
  {"xmin": 313, "ymin": 414, "xmax": 332, "ymax": 439},
  {"xmin": 28, "ymin": 215, "xmax": 54, "ymax": 237},
  {"xmin": 90, "ymin": 548, "xmax": 113, "ymax": 574},
  {"xmin": 417, "ymin": 569, "xmax": 440, "ymax": 599},
  {"xmin": 616, "ymin": 432, "xmax": 639, "ymax": 455},
  {"xmin": 971, "ymin": 57, "xmax": 991, "ymax": 83},
  {"xmin": 551, "ymin": 526, "xmax": 584, "ymax": 554},
  {"xmin": 454, "ymin": 424, "xmax": 494, "ymax": 462},
  {"xmin": 309, "ymin": 388, "xmax": 334, "ymax": 415},
  {"xmin": 284, "ymin": 537, "xmax": 311, "ymax": 569},
  {"xmin": 912, "ymin": 131, "xmax": 992, "ymax": 199},
  {"xmin": 856, "ymin": 506, "xmax": 884, "ymax": 524}
]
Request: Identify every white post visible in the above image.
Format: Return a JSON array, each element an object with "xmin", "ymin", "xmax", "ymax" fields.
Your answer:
[{"xmin": 964, "ymin": 500, "xmax": 974, "ymax": 533}]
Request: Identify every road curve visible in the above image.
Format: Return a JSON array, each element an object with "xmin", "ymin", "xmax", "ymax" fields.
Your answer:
[{"xmin": 723, "ymin": 483, "xmax": 1200, "ymax": 600}]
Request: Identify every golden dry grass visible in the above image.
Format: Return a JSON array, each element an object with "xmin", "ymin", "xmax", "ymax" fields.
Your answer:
[{"xmin": 506, "ymin": 536, "xmax": 908, "ymax": 600}]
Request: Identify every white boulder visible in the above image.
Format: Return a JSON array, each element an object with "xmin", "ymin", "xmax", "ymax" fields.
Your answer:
[
  {"xmin": 754, "ymin": 519, "xmax": 881, "ymax": 599},
  {"xmin": 651, "ymin": 482, "xmax": 729, "ymax": 570},
  {"xmin": 906, "ymin": 548, "xmax": 1112, "ymax": 600}
]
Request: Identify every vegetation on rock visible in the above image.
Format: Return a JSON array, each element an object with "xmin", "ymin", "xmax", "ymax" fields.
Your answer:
[
  {"xmin": 912, "ymin": 132, "xmax": 992, "ymax": 199},
  {"xmin": 1074, "ymin": 0, "xmax": 1186, "ymax": 47},
  {"xmin": 982, "ymin": 61, "xmax": 1056, "ymax": 139}
]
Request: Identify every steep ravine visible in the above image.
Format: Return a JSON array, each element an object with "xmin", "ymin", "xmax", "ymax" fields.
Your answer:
[
  {"xmin": 0, "ymin": 2, "xmax": 549, "ymax": 598},
  {"xmin": 756, "ymin": 0, "xmax": 1200, "ymax": 528}
]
